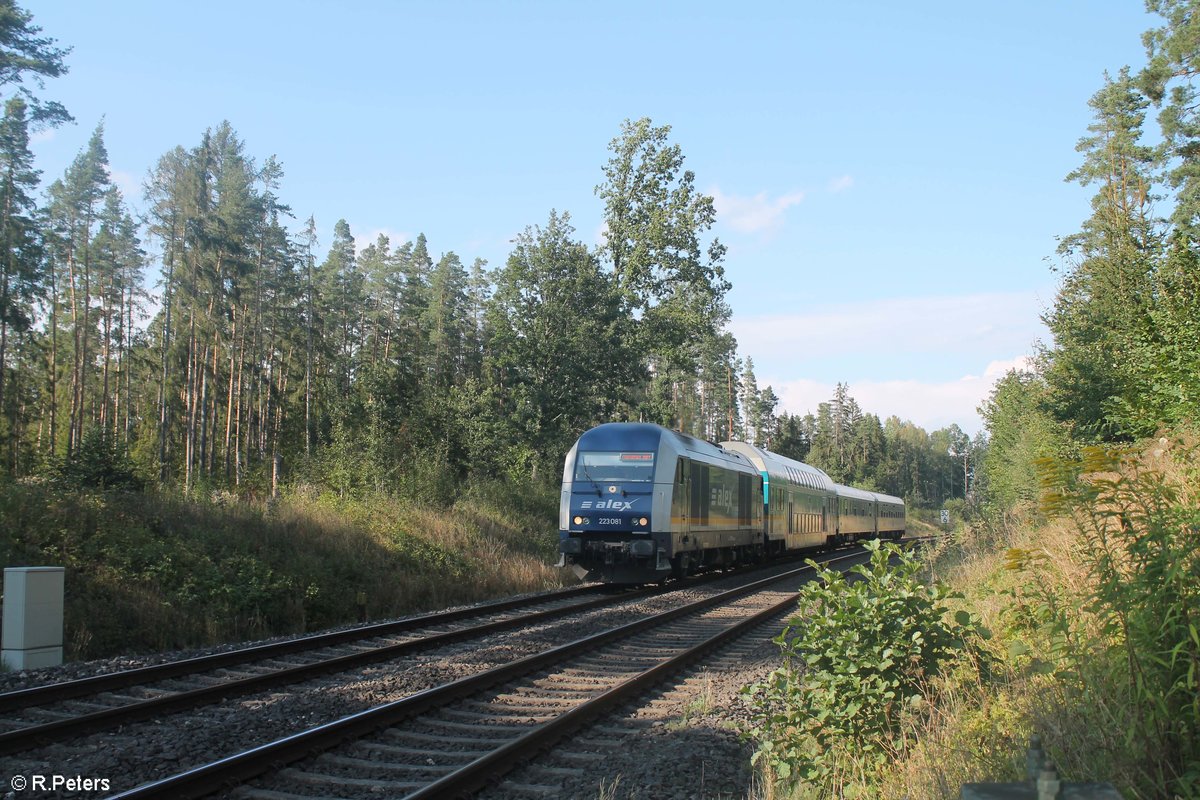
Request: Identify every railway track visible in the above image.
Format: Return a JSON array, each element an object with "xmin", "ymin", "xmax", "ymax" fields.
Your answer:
[
  {"xmin": 102, "ymin": 547, "xmax": 877, "ymax": 800},
  {"xmin": 0, "ymin": 554, "xmax": 840, "ymax": 791},
  {"xmin": 1, "ymin": 548, "xmax": 853, "ymax": 761},
  {"xmin": 482, "ymin": 608, "xmax": 788, "ymax": 798},
  {"xmin": 0, "ymin": 583, "xmax": 632, "ymax": 754}
]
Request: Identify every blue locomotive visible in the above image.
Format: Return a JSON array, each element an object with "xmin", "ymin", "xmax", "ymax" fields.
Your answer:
[{"xmin": 558, "ymin": 422, "xmax": 905, "ymax": 583}]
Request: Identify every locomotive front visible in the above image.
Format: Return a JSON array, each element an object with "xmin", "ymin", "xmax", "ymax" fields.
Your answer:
[{"xmin": 557, "ymin": 423, "xmax": 676, "ymax": 583}]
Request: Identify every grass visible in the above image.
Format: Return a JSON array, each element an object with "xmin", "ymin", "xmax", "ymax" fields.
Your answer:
[
  {"xmin": 0, "ymin": 477, "xmax": 571, "ymax": 660},
  {"xmin": 750, "ymin": 432, "xmax": 1200, "ymax": 799},
  {"xmin": 667, "ymin": 670, "xmax": 717, "ymax": 731}
]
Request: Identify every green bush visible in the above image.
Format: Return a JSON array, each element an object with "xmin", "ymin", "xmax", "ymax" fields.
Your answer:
[{"xmin": 743, "ymin": 540, "xmax": 986, "ymax": 796}]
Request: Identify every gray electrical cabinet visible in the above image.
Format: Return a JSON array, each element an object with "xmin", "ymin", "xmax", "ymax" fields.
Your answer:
[{"xmin": 2, "ymin": 566, "xmax": 66, "ymax": 670}]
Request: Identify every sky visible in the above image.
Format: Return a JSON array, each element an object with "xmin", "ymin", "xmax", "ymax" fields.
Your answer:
[{"xmin": 22, "ymin": 1, "xmax": 1157, "ymax": 436}]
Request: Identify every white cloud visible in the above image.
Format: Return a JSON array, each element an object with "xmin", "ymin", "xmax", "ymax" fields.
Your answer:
[
  {"xmin": 594, "ymin": 221, "xmax": 608, "ymax": 249},
  {"xmin": 733, "ymin": 293, "xmax": 1049, "ymax": 436},
  {"xmin": 106, "ymin": 168, "xmax": 140, "ymax": 202},
  {"xmin": 767, "ymin": 357, "xmax": 1034, "ymax": 437},
  {"xmin": 731, "ymin": 292, "xmax": 1045, "ymax": 363},
  {"xmin": 828, "ymin": 175, "xmax": 854, "ymax": 193},
  {"xmin": 710, "ymin": 187, "xmax": 805, "ymax": 234}
]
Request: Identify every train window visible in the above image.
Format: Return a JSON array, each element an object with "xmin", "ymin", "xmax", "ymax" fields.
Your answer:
[{"xmin": 576, "ymin": 452, "xmax": 655, "ymax": 483}]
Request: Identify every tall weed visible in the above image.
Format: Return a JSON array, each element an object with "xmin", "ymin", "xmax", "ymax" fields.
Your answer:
[
  {"xmin": 790, "ymin": 436, "xmax": 1199, "ymax": 799},
  {"xmin": 1033, "ymin": 438, "xmax": 1200, "ymax": 796}
]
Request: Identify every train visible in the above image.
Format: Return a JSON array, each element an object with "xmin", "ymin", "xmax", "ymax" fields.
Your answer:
[{"xmin": 557, "ymin": 422, "xmax": 905, "ymax": 583}]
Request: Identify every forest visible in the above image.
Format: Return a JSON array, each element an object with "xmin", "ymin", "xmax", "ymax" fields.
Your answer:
[{"xmin": 0, "ymin": 7, "xmax": 974, "ymax": 509}]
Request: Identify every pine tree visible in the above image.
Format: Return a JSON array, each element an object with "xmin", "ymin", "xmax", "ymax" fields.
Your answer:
[
  {"xmin": 0, "ymin": 1, "xmax": 70, "ymax": 128},
  {"xmin": 90, "ymin": 187, "xmax": 143, "ymax": 441},
  {"xmin": 772, "ymin": 411, "xmax": 809, "ymax": 461},
  {"xmin": 357, "ymin": 232, "xmax": 396, "ymax": 369},
  {"xmin": 45, "ymin": 121, "xmax": 111, "ymax": 457},
  {"xmin": 145, "ymin": 146, "xmax": 193, "ymax": 481},
  {"xmin": 316, "ymin": 219, "xmax": 358, "ymax": 396},
  {"xmin": 1045, "ymin": 68, "xmax": 1161, "ymax": 440},
  {"xmin": 298, "ymin": 215, "xmax": 318, "ymax": 457},
  {"xmin": 1141, "ymin": 0, "xmax": 1200, "ymax": 235},
  {"xmin": 422, "ymin": 251, "xmax": 469, "ymax": 388},
  {"xmin": 0, "ymin": 96, "xmax": 40, "ymax": 470},
  {"xmin": 756, "ymin": 385, "xmax": 780, "ymax": 447},
  {"xmin": 739, "ymin": 358, "xmax": 760, "ymax": 443}
]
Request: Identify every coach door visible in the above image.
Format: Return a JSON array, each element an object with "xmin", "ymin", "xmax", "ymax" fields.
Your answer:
[{"xmin": 674, "ymin": 458, "xmax": 691, "ymax": 538}]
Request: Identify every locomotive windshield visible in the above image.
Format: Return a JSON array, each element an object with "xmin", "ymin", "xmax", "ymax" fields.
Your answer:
[{"xmin": 574, "ymin": 452, "xmax": 656, "ymax": 483}]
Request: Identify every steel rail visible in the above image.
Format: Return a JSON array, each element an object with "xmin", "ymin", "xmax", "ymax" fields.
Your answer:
[
  {"xmin": 410, "ymin": 542, "xmax": 930, "ymax": 798},
  {"xmin": 104, "ymin": 548, "xmax": 871, "ymax": 800},
  {"xmin": 0, "ymin": 542, "xmax": 829, "ymax": 715},
  {"xmin": 0, "ymin": 553, "xmax": 830, "ymax": 753},
  {"xmin": 409, "ymin": 582, "xmax": 805, "ymax": 799},
  {"xmin": 0, "ymin": 584, "xmax": 604, "ymax": 714},
  {"xmin": 0, "ymin": 585, "xmax": 660, "ymax": 756}
]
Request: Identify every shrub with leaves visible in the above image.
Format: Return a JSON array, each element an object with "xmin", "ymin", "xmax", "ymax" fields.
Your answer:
[{"xmin": 743, "ymin": 540, "xmax": 985, "ymax": 795}]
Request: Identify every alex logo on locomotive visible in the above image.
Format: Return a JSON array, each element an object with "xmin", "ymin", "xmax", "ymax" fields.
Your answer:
[{"xmin": 578, "ymin": 499, "xmax": 638, "ymax": 511}]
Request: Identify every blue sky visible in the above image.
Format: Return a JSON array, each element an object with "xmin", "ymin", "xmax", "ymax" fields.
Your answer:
[{"xmin": 23, "ymin": 1, "xmax": 1155, "ymax": 435}]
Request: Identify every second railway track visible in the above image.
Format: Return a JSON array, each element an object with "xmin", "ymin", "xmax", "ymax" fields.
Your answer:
[
  {"xmin": 103, "ymin": 548, "xmax": 879, "ymax": 799},
  {"xmin": 0, "ymin": 583, "xmax": 629, "ymax": 755}
]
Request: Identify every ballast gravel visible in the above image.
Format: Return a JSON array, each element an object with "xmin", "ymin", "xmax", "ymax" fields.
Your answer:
[
  {"xmin": 483, "ymin": 618, "xmax": 787, "ymax": 800},
  {"xmin": 0, "ymin": 573, "xmax": 799, "ymax": 799}
]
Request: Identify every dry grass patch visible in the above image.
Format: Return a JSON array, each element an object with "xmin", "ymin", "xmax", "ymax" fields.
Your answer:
[{"xmin": 1, "ymin": 480, "xmax": 571, "ymax": 659}]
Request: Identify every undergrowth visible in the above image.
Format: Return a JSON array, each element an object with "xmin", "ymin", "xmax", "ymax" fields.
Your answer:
[
  {"xmin": 747, "ymin": 432, "xmax": 1200, "ymax": 800},
  {"xmin": 0, "ymin": 477, "xmax": 568, "ymax": 659}
]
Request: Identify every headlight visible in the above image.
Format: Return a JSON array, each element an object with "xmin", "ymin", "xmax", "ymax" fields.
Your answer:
[
  {"xmin": 573, "ymin": 516, "xmax": 589, "ymax": 526},
  {"xmin": 638, "ymin": 517, "xmax": 649, "ymax": 526}
]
